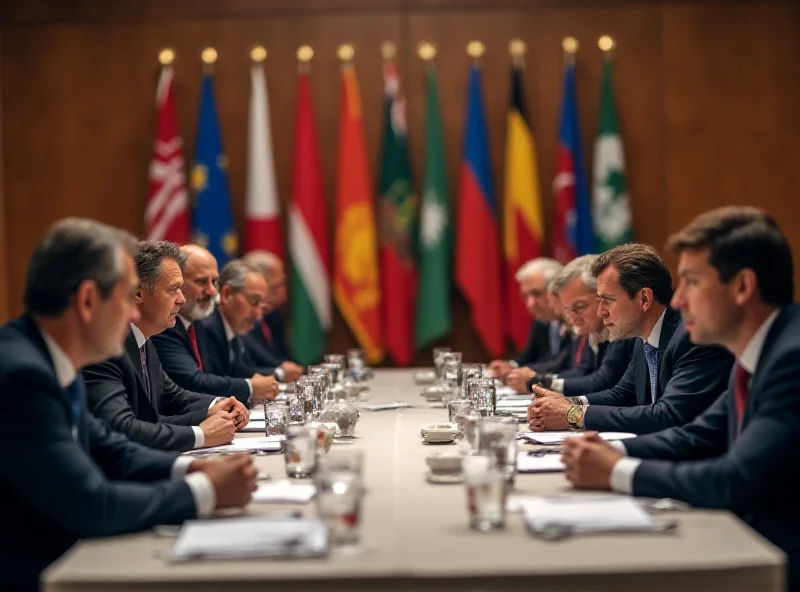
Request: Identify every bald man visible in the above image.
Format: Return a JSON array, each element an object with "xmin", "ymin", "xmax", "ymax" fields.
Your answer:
[
  {"xmin": 152, "ymin": 245, "xmax": 279, "ymax": 403},
  {"xmin": 242, "ymin": 250, "xmax": 303, "ymax": 382}
]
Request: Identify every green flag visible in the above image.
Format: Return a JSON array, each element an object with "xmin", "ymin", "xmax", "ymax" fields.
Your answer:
[
  {"xmin": 415, "ymin": 63, "xmax": 452, "ymax": 348},
  {"xmin": 593, "ymin": 57, "xmax": 633, "ymax": 252}
]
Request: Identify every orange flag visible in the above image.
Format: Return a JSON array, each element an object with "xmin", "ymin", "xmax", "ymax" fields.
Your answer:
[{"xmin": 333, "ymin": 61, "xmax": 383, "ymax": 364}]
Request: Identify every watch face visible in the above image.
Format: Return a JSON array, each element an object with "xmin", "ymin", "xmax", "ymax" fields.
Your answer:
[{"xmin": 567, "ymin": 406, "xmax": 582, "ymax": 426}]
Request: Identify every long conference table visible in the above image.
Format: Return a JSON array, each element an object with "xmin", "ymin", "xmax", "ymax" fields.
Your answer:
[{"xmin": 44, "ymin": 369, "xmax": 784, "ymax": 591}]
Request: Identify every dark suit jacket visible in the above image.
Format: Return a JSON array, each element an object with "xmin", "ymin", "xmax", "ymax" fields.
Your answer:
[
  {"xmin": 243, "ymin": 319, "xmax": 285, "ymax": 373},
  {"xmin": 516, "ymin": 320, "xmax": 573, "ymax": 371},
  {"xmin": 246, "ymin": 309, "xmax": 290, "ymax": 363},
  {"xmin": 558, "ymin": 335, "xmax": 597, "ymax": 379},
  {"xmin": 83, "ymin": 330, "xmax": 216, "ymax": 451},
  {"xmin": 0, "ymin": 315, "xmax": 196, "ymax": 589},
  {"xmin": 582, "ymin": 307, "xmax": 734, "ymax": 434},
  {"xmin": 152, "ymin": 319, "xmax": 252, "ymax": 402},
  {"xmin": 622, "ymin": 304, "xmax": 800, "ymax": 588},
  {"xmin": 561, "ymin": 338, "xmax": 637, "ymax": 395}
]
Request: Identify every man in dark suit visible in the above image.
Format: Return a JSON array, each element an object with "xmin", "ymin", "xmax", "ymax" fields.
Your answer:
[
  {"xmin": 0, "ymin": 219, "xmax": 256, "ymax": 590},
  {"xmin": 561, "ymin": 207, "xmax": 800, "ymax": 588},
  {"xmin": 198, "ymin": 259, "xmax": 282, "ymax": 401},
  {"xmin": 153, "ymin": 245, "xmax": 278, "ymax": 403},
  {"xmin": 241, "ymin": 250, "xmax": 303, "ymax": 381},
  {"xmin": 84, "ymin": 241, "xmax": 248, "ymax": 452},
  {"xmin": 520, "ymin": 255, "xmax": 636, "ymax": 395},
  {"xmin": 489, "ymin": 257, "xmax": 570, "ymax": 381},
  {"xmin": 529, "ymin": 244, "xmax": 733, "ymax": 435}
]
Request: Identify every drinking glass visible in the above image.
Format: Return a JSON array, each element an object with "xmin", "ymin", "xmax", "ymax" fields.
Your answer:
[
  {"xmin": 463, "ymin": 413, "xmax": 482, "ymax": 452},
  {"xmin": 432, "ymin": 347, "xmax": 452, "ymax": 383},
  {"xmin": 477, "ymin": 417, "xmax": 518, "ymax": 482},
  {"xmin": 447, "ymin": 400, "xmax": 474, "ymax": 439},
  {"xmin": 468, "ymin": 378, "xmax": 497, "ymax": 417},
  {"xmin": 442, "ymin": 352, "xmax": 463, "ymax": 393},
  {"xmin": 324, "ymin": 354, "xmax": 346, "ymax": 385},
  {"xmin": 264, "ymin": 402, "xmax": 290, "ymax": 437},
  {"xmin": 284, "ymin": 425, "xmax": 317, "ymax": 478},
  {"xmin": 315, "ymin": 450, "xmax": 365, "ymax": 545},
  {"xmin": 463, "ymin": 455, "xmax": 506, "ymax": 531}
]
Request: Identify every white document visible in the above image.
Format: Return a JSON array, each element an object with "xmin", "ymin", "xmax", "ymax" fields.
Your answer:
[
  {"xmin": 238, "ymin": 420, "xmax": 266, "ymax": 433},
  {"xmin": 252, "ymin": 480, "xmax": 316, "ymax": 504},
  {"xmin": 494, "ymin": 385, "xmax": 518, "ymax": 398},
  {"xmin": 168, "ymin": 516, "xmax": 329, "ymax": 560},
  {"xmin": 518, "ymin": 431, "xmax": 636, "ymax": 445},
  {"xmin": 185, "ymin": 436, "xmax": 284, "ymax": 455},
  {"xmin": 516, "ymin": 453, "xmax": 565, "ymax": 473},
  {"xmin": 519, "ymin": 496, "xmax": 654, "ymax": 533},
  {"xmin": 249, "ymin": 408, "xmax": 265, "ymax": 421},
  {"xmin": 495, "ymin": 398, "xmax": 532, "ymax": 408},
  {"xmin": 360, "ymin": 402, "xmax": 412, "ymax": 411}
]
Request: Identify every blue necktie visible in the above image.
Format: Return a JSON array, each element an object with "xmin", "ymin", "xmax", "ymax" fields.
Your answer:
[
  {"xmin": 643, "ymin": 342, "xmax": 660, "ymax": 401},
  {"xmin": 66, "ymin": 377, "xmax": 84, "ymax": 440}
]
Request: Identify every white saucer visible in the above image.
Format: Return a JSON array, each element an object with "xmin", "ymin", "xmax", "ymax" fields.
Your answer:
[{"xmin": 425, "ymin": 471, "xmax": 463, "ymax": 484}]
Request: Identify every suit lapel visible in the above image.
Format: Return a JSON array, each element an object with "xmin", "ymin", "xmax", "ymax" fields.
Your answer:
[
  {"xmin": 125, "ymin": 331, "xmax": 155, "ymax": 409},
  {"xmin": 145, "ymin": 341, "xmax": 161, "ymax": 413},
  {"xmin": 634, "ymin": 340, "xmax": 650, "ymax": 404}
]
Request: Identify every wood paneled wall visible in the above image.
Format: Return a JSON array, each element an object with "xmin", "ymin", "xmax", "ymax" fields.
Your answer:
[{"xmin": 1, "ymin": 0, "xmax": 798, "ymax": 364}]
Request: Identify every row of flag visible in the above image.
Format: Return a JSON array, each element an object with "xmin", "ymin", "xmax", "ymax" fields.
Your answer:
[{"xmin": 144, "ymin": 48, "xmax": 632, "ymax": 367}]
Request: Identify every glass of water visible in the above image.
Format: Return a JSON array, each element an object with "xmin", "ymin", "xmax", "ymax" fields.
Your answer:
[
  {"xmin": 468, "ymin": 378, "xmax": 497, "ymax": 417},
  {"xmin": 284, "ymin": 424, "xmax": 317, "ymax": 478},
  {"xmin": 346, "ymin": 348, "xmax": 365, "ymax": 380},
  {"xmin": 264, "ymin": 402, "xmax": 290, "ymax": 437},
  {"xmin": 324, "ymin": 354, "xmax": 346, "ymax": 385},
  {"xmin": 463, "ymin": 455, "xmax": 507, "ymax": 531},
  {"xmin": 432, "ymin": 347, "xmax": 452, "ymax": 383},
  {"xmin": 315, "ymin": 450, "xmax": 365, "ymax": 546},
  {"xmin": 477, "ymin": 417, "xmax": 518, "ymax": 482},
  {"xmin": 447, "ymin": 400, "xmax": 474, "ymax": 439}
]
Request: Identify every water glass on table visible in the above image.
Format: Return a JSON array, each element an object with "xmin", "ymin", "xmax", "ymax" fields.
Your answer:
[
  {"xmin": 315, "ymin": 450, "xmax": 366, "ymax": 546},
  {"xmin": 324, "ymin": 354, "xmax": 346, "ymax": 385},
  {"xmin": 477, "ymin": 416, "xmax": 518, "ymax": 482},
  {"xmin": 463, "ymin": 455, "xmax": 507, "ymax": 531},
  {"xmin": 432, "ymin": 347, "xmax": 452, "ymax": 383},
  {"xmin": 447, "ymin": 400, "xmax": 474, "ymax": 439},
  {"xmin": 264, "ymin": 402, "xmax": 290, "ymax": 437},
  {"xmin": 284, "ymin": 425, "xmax": 318, "ymax": 478},
  {"xmin": 467, "ymin": 378, "xmax": 497, "ymax": 417}
]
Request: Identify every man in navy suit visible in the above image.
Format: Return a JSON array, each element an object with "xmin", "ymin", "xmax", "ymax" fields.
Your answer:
[
  {"xmin": 153, "ymin": 245, "xmax": 279, "ymax": 403},
  {"xmin": 0, "ymin": 219, "xmax": 256, "ymax": 590},
  {"xmin": 241, "ymin": 250, "xmax": 303, "ymax": 381},
  {"xmin": 529, "ymin": 244, "xmax": 733, "ymax": 435},
  {"xmin": 490, "ymin": 257, "xmax": 571, "ymax": 382},
  {"xmin": 83, "ymin": 241, "xmax": 247, "ymax": 452},
  {"xmin": 561, "ymin": 207, "xmax": 800, "ymax": 588},
  {"xmin": 198, "ymin": 260, "xmax": 282, "ymax": 403},
  {"xmin": 519, "ymin": 254, "xmax": 636, "ymax": 395}
]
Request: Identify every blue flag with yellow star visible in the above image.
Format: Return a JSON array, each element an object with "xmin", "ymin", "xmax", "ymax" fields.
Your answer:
[{"xmin": 192, "ymin": 72, "xmax": 238, "ymax": 265}]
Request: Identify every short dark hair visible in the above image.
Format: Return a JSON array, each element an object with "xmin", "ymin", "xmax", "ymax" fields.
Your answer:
[
  {"xmin": 666, "ymin": 206, "xmax": 794, "ymax": 307},
  {"xmin": 25, "ymin": 218, "xmax": 138, "ymax": 315},
  {"xmin": 136, "ymin": 240, "xmax": 186, "ymax": 291},
  {"xmin": 592, "ymin": 243, "xmax": 674, "ymax": 304}
]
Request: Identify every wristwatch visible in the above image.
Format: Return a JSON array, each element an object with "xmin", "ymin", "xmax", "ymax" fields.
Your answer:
[{"xmin": 566, "ymin": 405, "xmax": 585, "ymax": 430}]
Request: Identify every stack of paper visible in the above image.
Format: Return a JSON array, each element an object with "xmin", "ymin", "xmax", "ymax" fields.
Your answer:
[
  {"xmin": 168, "ymin": 516, "xmax": 329, "ymax": 561},
  {"xmin": 516, "ymin": 453, "xmax": 565, "ymax": 473},
  {"xmin": 238, "ymin": 419, "xmax": 266, "ymax": 433},
  {"xmin": 252, "ymin": 480, "xmax": 316, "ymax": 504},
  {"xmin": 518, "ymin": 431, "xmax": 636, "ymax": 445},
  {"xmin": 185, "ymin": 436, "xmax": 284, "ymax": 455},
  {"xmin": 249, "ymin": 408, "xmax": 265, "ymax": 421},
  {"xmin": 518, "ymin": 496, "xmax": 655, "ymax": 534},
  {"xmin": 360, "ymin": 402, "xmax": 412, "ymax": 411},
  {"xmin": 495, "ymin": 385, "xmax": 518, "ymax": 398}
]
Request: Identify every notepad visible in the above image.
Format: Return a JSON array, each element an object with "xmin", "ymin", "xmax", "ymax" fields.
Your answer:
[
  {"xmin": 360, "ymin": 402, "xmax": 412, "ymax": 411},
  {"xmin": 516, "ymin": 453, "xmax": 565, "ymax": 473},
  {"xmin": 238, "ymin": 420, "xmax": 266, "ymax": 433},
  {"xmin": 249, "ymin": 408, "xmax": 265, "ymax": 421},
  {"xmin": 495, "ymin": 385, "xmax": 518, "ymax": 397},
  {"xmin": 167, "ymin": 516, "xmax": 329, "ymax": 561},
  {"xmin": 520, "ymin": 496, "xmax": 655, "ymax": 533},
  {"xmin": 185, "ymin": 436, "xmax": 284, "ymax": 455},
  {"xmin": 518, "ymin": 431, "xmax": 636, "ymax": 445},
  {"xmin": 252, "ymin": 481, "xmax": 316, "ymax": 504}
]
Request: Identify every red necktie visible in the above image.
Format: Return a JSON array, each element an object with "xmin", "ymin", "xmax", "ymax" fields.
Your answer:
[
  {"xmin": 734, "ymin": 363, "xmax": 751, "ymax": 436},
  {"xmin": 260, "ymin": 318, "xmax": 275, "ymax": 348},
  {"xmin": 186, "ymin": 324, "xmax": 204, "ymax": 371},
  {"xmin": 574, "ymin": 335, "xmax": 588, "ymax": 367}
]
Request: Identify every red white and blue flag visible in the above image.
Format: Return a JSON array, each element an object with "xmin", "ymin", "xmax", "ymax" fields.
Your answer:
[{"xmin": 455, "ymin": 65, "xmax": 504, "ymax": 357}]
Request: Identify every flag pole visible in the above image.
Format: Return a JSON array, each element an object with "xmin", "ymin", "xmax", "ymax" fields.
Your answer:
[
  {"xmin": 598, "ymin": 35, "xmax": 616, "ymax": 61},
  {"xmin": 562, "ymin": 36, "xmax": 578, "ymax": 65},
  {"xmin": 297, "ymin": 45, "xmax": 314, "ymax": 74}
]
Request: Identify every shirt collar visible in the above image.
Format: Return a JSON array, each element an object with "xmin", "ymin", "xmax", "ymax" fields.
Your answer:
[
  {"xmin": 38, "ymin": 327, "xmax": 77, "ymax": 388},
  {"xmin": 178, "ymin": 315, "xmax": 192, "ymax": 330},
  {"xmin": 739, "ymin": 310, "xmax": 780, "ymax": 374},
  {"xmin": 645, "ymin": 308, "xmax": 667, "ymax": 348},
  {"xmin": 130, "ymin": 323, "xmax": 146, "ymax": 349},
  {"xmin": 221, "ymin": 313, "xmax": 237, "ymax": 342},
  {"xmin": 588, "ymin": 333, "xmax": 600, "ymax": 354}
]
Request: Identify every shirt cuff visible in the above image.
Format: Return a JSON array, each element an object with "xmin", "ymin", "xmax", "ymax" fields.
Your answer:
[
  {"xmin": 610, "ymin": 457, "xmax": 641, "ymax": 495},
  {"xmin": 171, "ymin": 456, "xmax": 195, "ymax": 479},
  {"xmin": 577, "ymin": 395, "xmax": 589, "ymax": 405},
  {"xmin": 185, "ymin": 472, "xmax": 216, "ymax": 518},
  {"xmin": 509, "ymin": 360, "xmax": 519, "ymax": 369},
  {"xmin": 551, "ymin": 378, "xmax": 564, "ymax": 393},
  {"xmin": 275, "ymin": 367, "xmax": 285, "ymax": 382},
  {"xmin": 610, "ymin": 440, "xmax": 628, "ymax": 455},
  {"xmin": 207, "ymin": 397, "xmax": 220, "ymax": 410},
  {"xmin": 245, "ymin": 378, "xmax": 253, "ymax": 396},
  {"xmin": 192, "ymin": 426, "xmax": 205, "ymax": 448}
]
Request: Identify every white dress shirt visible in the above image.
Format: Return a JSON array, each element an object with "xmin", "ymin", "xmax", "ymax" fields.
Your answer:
[
  {"xmin": 40, "ymin": 325, "xmax": 216, "ymax": 517},
  {"xmin": 609, "ymin": 309, "xmax": 781, "ymax": 494}
]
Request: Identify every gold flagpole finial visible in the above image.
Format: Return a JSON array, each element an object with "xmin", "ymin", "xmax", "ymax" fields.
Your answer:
[
  {"xmin": 382, "ymin": 41, "xmax": 397, "ymax": 61},
  {"xmin": 598, "ymin": 35, "xmax": 615, "ymax": 60},
  {"xmin": 158, "ymin": 48, "xmax": 175, "ymax": 66},
  {"xmin": 509, "ymin": 39, "xmax": 526, "ymax": 68},
  {"xmin": 466, "ymin": 40, "xmax": 485, "ymax": 60},
  {"xmin": 418, "ymin": 42, "xmax": 436, "ymax": 61},
  {"xmin": 338, "ymin": 43, "xmax": 355, "ymax": 62},
  {"xmin": 297, "ymin": 45, "xmax": 314, "ymax": 62},
  {"xmin": 250, "ymin": 45, "xmax": 267, "ymax": 63},
  {"xmin": 201, "ymin": 47, "xmax": 218, "ymax": 64},
  {"xmin": 562, "ymin": 37, "xmax": 578, "ymax": 65}
]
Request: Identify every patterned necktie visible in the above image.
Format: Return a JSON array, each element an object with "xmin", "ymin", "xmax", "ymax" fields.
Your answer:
[
  {"xmin": 186, "ymin": 324, "xmax": 204, "ymax": 371},
  {"xmin": 734, "ymin": 363, "xmax": 751, "ymax": 437},
  {"xmin": 643, "ymin": 342, "xmax": 660, "ymax": 401},
  {"xmin": 573, "ymin": 335, "xmax": 588, "ymax": 367},
  {"xmin": 139, "ymin": 345, "xmax": 151, "ymax": 397},
  {"xmin": 66, "ymin": 377, "xmax": 84, "ymax": 441},
  {"xmin": 260, "ymin": 318, "xmax": 275, "ymax": 348}
]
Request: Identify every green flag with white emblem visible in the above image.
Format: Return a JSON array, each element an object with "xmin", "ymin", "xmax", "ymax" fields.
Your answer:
[
  {"xmin": 415, "ymin": 62, "xmax": 452, "ymax": 348},
  {"xmin": 593, "ymin": 57, "xmax": 633, "ymax": 251}
]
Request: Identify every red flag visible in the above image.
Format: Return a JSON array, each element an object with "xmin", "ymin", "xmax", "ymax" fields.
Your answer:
[{"xmin": 146, "ymin": 65, "xmax": 190, "ymax": 243}]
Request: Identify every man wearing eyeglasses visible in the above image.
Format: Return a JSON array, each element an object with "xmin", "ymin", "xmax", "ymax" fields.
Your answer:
[
  {"xmin": 152, "ymin": 246, "xmax": 278, "ymax": 406},
  {"xmin": 196, "ymin": 259, "xmax": 280, "ymax": 406}
]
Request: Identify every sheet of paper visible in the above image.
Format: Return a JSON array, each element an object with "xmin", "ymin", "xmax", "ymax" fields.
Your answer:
[
  {"xmin": 185, "ymin": 436, "xmax": 284, "ymax": 455},
  {"xmin": 168, "ymin": 516, "xmax": 329, "ymax": 561},
  {"xmin": 519, "ymin": 496, "xmax": 654, "ymax": 532},
  {"xmin": 516, "ymin": 453, "xmax": 565, "ymax": 473},
  {"xmin": 249, "ymin": 408, "xmax": 265, "ymax": 421},
  {"xmin": 360, "ymin": 402, "xmax": 412, "ymax": 411},
  {"xmin": 518, "ymin": 431, "xmax": 636, "ymax": 445},
  {"xmin": 252, "ymin": 480, "xmax": 316, "ymax": 504},
  {"xmin": 494, "ymin": 385, "xmax": 518, "ymax": 397},
  {"xmin": 495, "ymin": 398, "xmax": 532, "ymax": 408},
  {"xmin": 238, "ymin": 420, "xmax": 266, "ymax": 433}
]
